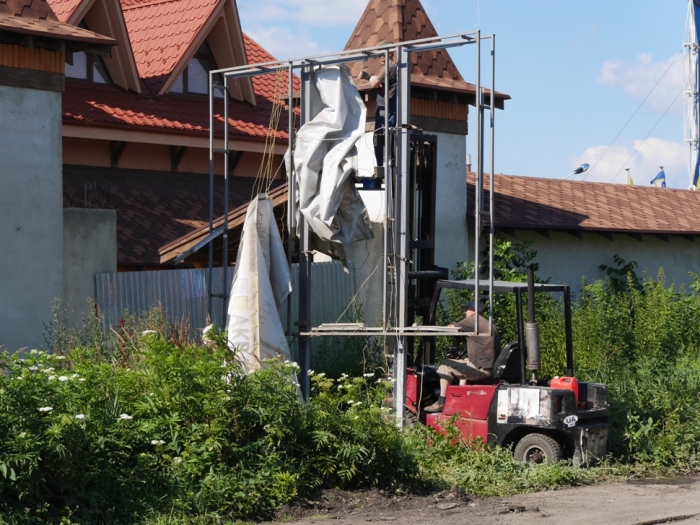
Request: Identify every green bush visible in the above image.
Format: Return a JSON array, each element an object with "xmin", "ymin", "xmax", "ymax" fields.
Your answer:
[{"xmin": 0, "ymin": 331, "xmax": 416, "ymax": 523}]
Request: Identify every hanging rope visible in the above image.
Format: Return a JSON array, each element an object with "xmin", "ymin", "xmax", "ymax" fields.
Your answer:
[{"xmin": 252, "ymin": 67, "xmax": 288, "ymax": 199}]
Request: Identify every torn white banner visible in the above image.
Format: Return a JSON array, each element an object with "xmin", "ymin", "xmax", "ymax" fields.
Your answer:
[
  {"xmin": 291, "ymin": 65, "xmax": 374, "ymax": 246},
  {"xmin": 227, "ymin": 195, "xmax": 292, "ymax": 371}
]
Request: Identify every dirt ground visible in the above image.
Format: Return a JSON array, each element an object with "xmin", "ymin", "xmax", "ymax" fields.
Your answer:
[{"xmin": 267, "ymin": 474, "xmax": 700, "ymax": 525}]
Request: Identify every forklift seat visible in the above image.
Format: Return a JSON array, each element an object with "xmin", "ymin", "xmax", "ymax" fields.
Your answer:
[{"xmin": 468, "ymin": 341, "xmax": 521, "ymax": 385}]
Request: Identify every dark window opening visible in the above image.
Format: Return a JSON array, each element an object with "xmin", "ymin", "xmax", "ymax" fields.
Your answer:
[
  {"xmin": 171, "ymin": 41, "xmax": 225, "ymax": 97},
  {"xmin": 64, "ymin": 21, "xmax": 112, "ymax": 84}
]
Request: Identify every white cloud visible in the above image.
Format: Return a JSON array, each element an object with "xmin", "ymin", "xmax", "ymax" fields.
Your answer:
[
  {"xmin": 572, "ymin": 137, "xmax": 686, "ymax": 188},
  {"xmin": 598, "ymin": 52, "xmax": 683, "ymax": 113},
  {"xmin": 245, "ymin": 26, "xmax": 324, "ymax": 60},
  {"xmin": 238, "ymin": 0, "xmax": 365, "ymax": 27}
]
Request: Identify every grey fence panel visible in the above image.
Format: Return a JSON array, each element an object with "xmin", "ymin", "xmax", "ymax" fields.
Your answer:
[{"xmin": 96, "ymin": 261, "xmax": 356, "ymax": 341}]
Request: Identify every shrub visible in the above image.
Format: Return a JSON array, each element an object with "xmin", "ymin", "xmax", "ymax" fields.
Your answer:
[{"xmin": 0, "ymin": 330, "xmax": 415, "ymax": 523}]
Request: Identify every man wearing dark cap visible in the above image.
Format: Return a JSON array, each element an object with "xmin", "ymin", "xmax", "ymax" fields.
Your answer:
[{"xmin": 424, "ymin": 302, "xmax": 500, "ymax": 413}]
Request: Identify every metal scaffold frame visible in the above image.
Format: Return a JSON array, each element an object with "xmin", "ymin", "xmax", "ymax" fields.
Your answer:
[{"xmin": 205, "ymin": 30, "xmax": 497, "ymax": 424}]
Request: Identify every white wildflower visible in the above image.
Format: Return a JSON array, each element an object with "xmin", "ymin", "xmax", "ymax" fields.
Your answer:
[
  {"xmin": 347, "ymin": 400, "xmax": 355, "ymax": 405},
  {"xmin": 30, "ymin": 349, "xmax": 39, "ymax": 354},
  {"xmin": 307, "ymin": 369, "xmax": 315, "ymax": 376},
  {"xmin": 118, "ymin": 413, "xmax": 133, "ymax": 420},
  {"xmin": 355, "ymin": 401, "xmax": 362, "ymax": 406},
  {"xmin": 58, "ymin": 376, "xmax": 68, "ymax": 382},
  {"xmin": 150, "ymin": 439, "xmax": 166, "ymax": 445},
  {"xmin": 173, "ymin": 457, "xmax": 182, "ymax": 464},
  {"xmin": 79, "ymin": 378, "xmax": 86, "ymax": 382},
  {"xmin": 38, "ymin": 407, "xmax": 53, "ymax": 412},
  {"xmin": 70, "ymin": 374, "xmax": 78, "ymax": 379},
  {"xmin": 43, "ymin": 367, "xmax": 55, "ymax": 373},
  {"xmin": 141, "ymin": 330, "xmax": 157, "ymax": 336},
  {"xmin": 284, "ymin": 360, "xmax": 290, "ymax": 364},
  {"xmin": 75, "ymin": 414, "xmax": 86, "ymax": 420},
  {"xmin": 316, "ymin": 372, "xmax": 326, "ymax": 378},
  {"xmin": 29, "ymin": 366, "xmax": 39, "ymax": 372},
  {"xmin": 289, "ymin": 361, "xmax": 299, "ymax": 369},
  {"xmin": 292, "ymin": 382, "xmax": 300, "ymax": 387},
  {"xmin": 363, "ymin": 372, "xmax": 374, "ymax": 378},
  {"xmin": 18, "ymin": 432, "xmax": 26, "ymax": 438},
  {"xmin": 54, "ymin": 355, "xmax": 66, "ymax": 360},
  {"xmin": 48, "ymin": 376, "xmax": 56, "ymax": 381},
  {"xmin": 14, "ymin": 377, "xmax": 24, "ymax": 381},
  {"xmin": 341, "ymin": 373, "xmax": 348, "ymax": 378},
  {"xmin": 376, "ymin": 378, "xmax": 383, "ymax": 383}
]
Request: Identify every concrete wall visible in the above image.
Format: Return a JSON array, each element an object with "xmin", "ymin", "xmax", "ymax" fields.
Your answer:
[
  {"xmin": 0, "ymin": 85, "xmax": 63, "ymax": 352},
  {"xmin": 502, "ymin": 230, "xmax": 700, "ymax": 293},
  {"xmin": 63, "ymin": 208, "xmax": 117, "ymax": 329}
]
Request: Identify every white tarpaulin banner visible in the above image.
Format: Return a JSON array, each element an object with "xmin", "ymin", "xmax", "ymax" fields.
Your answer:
[
  {"xmin": 291, "ymin": 65, "xmax": 374, "ymax": 246},
  {"xmin": 227, "ymin": 195, "xmax": 292, "ymax": 370}
]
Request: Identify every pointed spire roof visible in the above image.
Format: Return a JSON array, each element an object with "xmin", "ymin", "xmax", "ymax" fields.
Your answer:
[{"xmin": 345, "ymin": 0, "xmax": 509, "ymax": 104}]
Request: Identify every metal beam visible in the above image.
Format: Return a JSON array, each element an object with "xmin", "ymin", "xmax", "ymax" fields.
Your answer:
[
  {"xmin": 215, "ymin": 31, "xmax": 483, "ymax": 77},
  {"xmin": 392, "ymin": 46, "xmax": 412, "ymax": 426},
  {"xmin": 297, "ymin": 63, "xmax": 313, "ymax": 402}
]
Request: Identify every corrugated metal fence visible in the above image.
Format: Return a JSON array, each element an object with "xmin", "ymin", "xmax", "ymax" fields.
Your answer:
[{"xmin": 95, "ymin": 261, "xmax": 356, "ymax": 338}]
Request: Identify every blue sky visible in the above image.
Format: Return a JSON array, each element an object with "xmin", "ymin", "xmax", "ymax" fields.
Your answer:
[{"xmin": 238, "ymin": 0, "xmax": 689, "ymax": 188}]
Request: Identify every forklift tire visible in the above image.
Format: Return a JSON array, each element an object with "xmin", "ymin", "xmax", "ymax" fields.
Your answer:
[{"xmin": 513, "ymin": 433, "xmax": 562, "ymax": 464}]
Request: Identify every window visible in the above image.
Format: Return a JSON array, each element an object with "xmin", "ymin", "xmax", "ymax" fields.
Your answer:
[
  {"xmin": 65, "ymin": 51, "xmax": 111, "ymax": 83},
  {"xmin": 171, "ymin": 42, "xmax": 225, "ymax": 97},
  {"xmin": 64, "ymin": 21, "xmax": 111, "ymax": 84}
]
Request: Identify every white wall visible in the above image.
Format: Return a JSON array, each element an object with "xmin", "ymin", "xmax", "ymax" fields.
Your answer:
[
  {"xmin": 503, "ymin": 230, "xmax": 700, "ymax": 293},
  {"xmin": 0, "ymin": 85, "xmax": 63, "ymax": 352},
  {"xmin": 345, "ymin": 130, "xmax": 468, "ymax": 326}
]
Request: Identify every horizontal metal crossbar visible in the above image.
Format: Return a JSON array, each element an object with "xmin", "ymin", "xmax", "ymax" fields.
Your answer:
[
  {"xmin": 301, "ymin": 324, "xmax": 485, "ymax": 337},
  {"xmin": 212, "ymin": 31, "xmax": 491, "ymax": 79}
]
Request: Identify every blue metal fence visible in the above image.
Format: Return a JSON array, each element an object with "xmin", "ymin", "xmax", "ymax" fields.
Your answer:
[{"xmin": 95, "ymin": 261, "xmax": 356, "ymax": 339}]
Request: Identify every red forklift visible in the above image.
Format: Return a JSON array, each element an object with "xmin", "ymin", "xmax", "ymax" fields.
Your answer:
[{"xmin": 405, "ymin": 271, "xmax": 610, "ymax": 465}]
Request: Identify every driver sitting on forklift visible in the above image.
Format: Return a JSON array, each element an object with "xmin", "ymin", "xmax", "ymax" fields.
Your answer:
[{"xmin": 424, "ymin": 301, "xmax": 500, "ymax": 413}]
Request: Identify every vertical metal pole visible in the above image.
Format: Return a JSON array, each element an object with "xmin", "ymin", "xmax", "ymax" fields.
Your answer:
[
  {"xmin": 208, "ymin": 72, "xmax": 215, "ymax": 323},
  {"xmin": 564, "ymin": 286, "xmax": 574, "ymax": 377},
  {"xmin": 488, "ymin": 35, "xmax": 496, "ymax": 332},
  {"xmin": 474, "ymin": 30, "xmax": 481, "ymax": 334},
  {"xmin": 222, "ymin": 78, "xmax": 230, "ymax": 326},
  {"xmin": 382, "ymin": 49, "xmax": 390, "ymax": 332},
  {"xmin": 393, "ymin": 45, "xmax": 411, "ymax": 425},
  {"xmin": 516, "ymin": 288, "xmax": 526, "ymax": 385},
  {"xmin": 298, "ymin": 63, "xmax": 313, "ymax": 401},
  {"xmin": 286, "ymin": 63, "xmax": 295, "ymax": 336}
]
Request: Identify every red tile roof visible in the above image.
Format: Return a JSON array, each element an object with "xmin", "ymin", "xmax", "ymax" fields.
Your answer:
[
  {"xmin": 345, "ymin": 0, "xmax": 508, "ymax": 101},
  {"xmin": 64, "ymin": 167, "xmax": 283, "ymax": 265},
  {"xmin": 46, "ymin": 0, "xmax": 82, "ymax": 22},
  {"xmin": 469, "ymin": 173, "xmax": 700, "ymax": 234},
  {"xmin": 120, "ymin": 0, "xmax": 220, "ymax": 95},
  {"xmin": 62, "ymin": 33, "xmax": 297, "ymax": 140},
  {"xmin": 0, "ymin": 0, "xmax": 115, "ymax": 45},
  {"xmin": 63, "ymin": 79, "xmax": 291, "ymax": 139}
]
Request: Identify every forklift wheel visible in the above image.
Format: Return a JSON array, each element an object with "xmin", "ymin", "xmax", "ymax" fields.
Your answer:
[{"xmin": 513, "ymin": 433, "xmax": 562, "ymax": 464}]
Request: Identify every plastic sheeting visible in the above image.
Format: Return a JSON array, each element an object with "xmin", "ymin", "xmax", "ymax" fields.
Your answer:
[
  {"xmin": 227, "ymin": 195, "xmax": 292, "ymax": 370},
  {"xmin": 290, "ymin": 66, "xmax": 374, "ymax": 251}
]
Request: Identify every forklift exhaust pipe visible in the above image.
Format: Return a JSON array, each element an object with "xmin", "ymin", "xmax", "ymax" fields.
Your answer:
[{"xmin": 526, "ymin": 266, "xmax": 541, "ymax": 384}]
